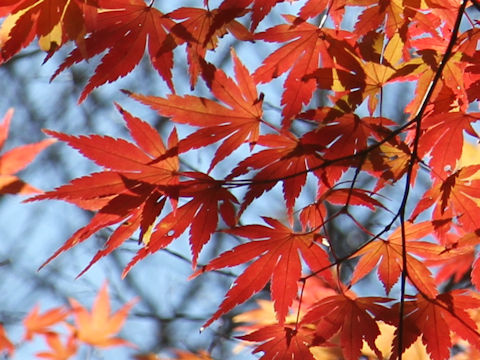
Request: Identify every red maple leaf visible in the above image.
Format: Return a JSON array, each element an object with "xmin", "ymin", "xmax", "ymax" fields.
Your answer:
[
  {"xmin": 417, "ymin": 111, "xmax": 480, "ymax": 176},
  {"xmin": 0, "ymin": 0, "xmax": 92, "ymax": 61},
  {"xmin": 253, "ymin": 15, "xmax": 355, "ymax": 127},
  {"xmin": 238, "ymin": 324, "xmax": 316, "ymax": 360},
  {"xmin": 300, "ymin": 293, "xmax": 390, "ymax": 360},
  {"xmin": 298, "ymin": 0, "xmax": 346, "ymax": 27},
  {"xmin": 217, "ymin": 0, "xmax": 290, "ymax": 31},
  {"xmin": 299, "ymin": 187, "xmax": 385, "ymax": 231},
  {"xmin": 127, "ymin": 49, "xmax": 263, "ymax": 173},
  {"xmin": 28, "ymin": 105, "xmax": 180, "ymax": 273},
  {"xmin": 168, "ymin": 7, "xmax": 252, "ymax": 88},
  {"xmin": 122, "ymin": 170, "xmax": 239, "ymax": 274},
  {"xmin": 411, "ymin": 165, "xmax": 480, "ymax": 232},
  {"xmin": 390, "ymin": 291, "xmax": 480, "ymax": 360},
  {"xmin": 52, "ymin": 0, "xmax": 178, "ymax": 102},
  {"xmin": 193, "ymin": 217, "xmax": 331, "ymax": 328}
]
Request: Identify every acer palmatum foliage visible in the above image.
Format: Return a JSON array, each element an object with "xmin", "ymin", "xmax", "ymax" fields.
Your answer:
[{"xmin": 2, "ymin": 0, "xmax": 480, "ymax": 359}]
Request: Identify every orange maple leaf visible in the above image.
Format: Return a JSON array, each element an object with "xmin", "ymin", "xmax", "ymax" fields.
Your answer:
[
  {"xmin": 350, "ymin": 221, "xmax": 443, "ymax": 298},
  {"xmin": 35, "ymin": 333, "xmax": 77, "ymax": 360},
  {"xmin": 0, "ymin": 323, "xmax": 14, "ymax": 357},
  {"xmin": 23, "ymin": 305, "xmax": 69, "ymax": 341},
  {"xmin": 69, "ymin": 282, "xmax": 137, "ymax": 348}
]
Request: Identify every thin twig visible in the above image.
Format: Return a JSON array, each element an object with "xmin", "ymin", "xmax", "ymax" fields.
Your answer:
[{"xmin": 396, "ymin": 1, "xmax": 468, "ymax": 358}]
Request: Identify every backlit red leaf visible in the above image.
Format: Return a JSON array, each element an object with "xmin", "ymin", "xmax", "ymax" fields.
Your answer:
[{"xmin": 193, "ymin": 217, "xmax": 331, "ymax": 328}]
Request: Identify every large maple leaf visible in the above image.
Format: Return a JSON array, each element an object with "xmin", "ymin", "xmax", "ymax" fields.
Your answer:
[
  {"xmin": 0, "ymin": 108, "xmax": 55, "ymax": 195},
  {"xmin": 389, "ymin": 291, "xmax": 480, "ymax": 360},
  {"xmin": 300, "ymin": 294, "xmax": 390, "ymax": 360},
  {"xmin": 127, "ymin": 50, "xmax": 263, "ymax": 173},
  {"xmin": 193, "ymin": 217, "xmax": 331, "ymax": 328},
  {"xmin": 52, "ymin": 0, "xmax": 178, "ymax": 102},
  {"xmin": 69, "ymin": 282, "xmax": 137, "ymax": 348},
  {"xmin": 28, "ymin": 105, "xmax": 180, "ymax": 273}
]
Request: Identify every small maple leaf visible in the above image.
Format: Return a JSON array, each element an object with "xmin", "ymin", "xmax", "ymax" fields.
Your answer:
[
  {"xmin": 23, "ymin": 305, "xmax": 69, "ymax": 341},
  {"xmin": 0, "ymin": 323, "xmax": 14, "ymax": 357},
  {"xmin": 193, "ymin": 217, "xmax": 331, "ymax": 328},
  {"xmin": 0, "ymin": 108, "xmax": 55, "ymax": 195},
  {"xmin": 69, "ymin": 282, "xmax": 137, "ymax": 348},
  {"xmin": 35, "ymin": 333, "xmax": 78, "ymax": 360},
  {"xmin": 350, "ymin": 221, "xmax": 442, "ymax": 298}
]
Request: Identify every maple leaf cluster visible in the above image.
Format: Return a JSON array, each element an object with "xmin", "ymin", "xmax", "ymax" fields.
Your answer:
[
  {"xmin": 2, "ymin": 0, "xmax": 480, "ymax": 359},
  {"xmin": 0, "ymin": 282, "xmax": 136, "ymax": 359}
]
